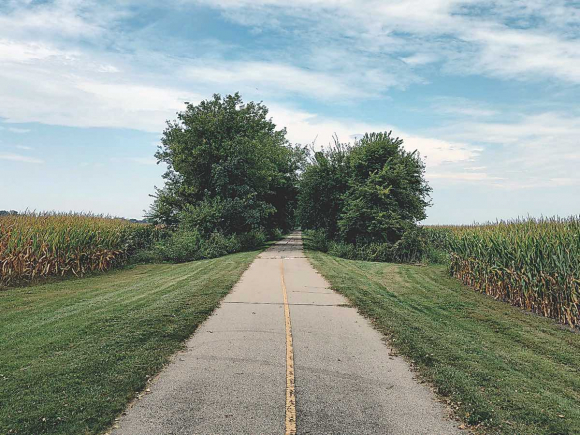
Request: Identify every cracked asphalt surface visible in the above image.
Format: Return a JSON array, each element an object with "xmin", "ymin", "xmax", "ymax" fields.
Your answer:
[{"xmin": 111, "ymin": 232, "xmax": 460, "ymax": 434}]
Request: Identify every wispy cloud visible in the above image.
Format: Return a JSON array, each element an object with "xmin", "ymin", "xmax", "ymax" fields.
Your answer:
[
  {"xmin": 193, "ymin": 0, "xmax": 580, "ymax": 84},
  {"xmin": 184, "ymin": 61, "xmax": 370, "ymax": 99},
  {"xmin": 0, "ymin": 0, "xmax": 577, "ymax": 135},
  {"xmin": 429, "ymin": 97, "xmax": 499, "ymax": 118},
  {"xmin": 268, "ymin": 104, "xmax": 482, "ymax": 169},
  {"xmin": 428, "ymin": 172, "xmax": 503, "ymax": 182},
  {"xmin": 426, "ymin": 111, "xmax": 580, "ymax": 188},
  {"xmin": 8, "ymin": 127, "xmax": 31, "ymax": 134},
  {"xmin": 0, "ymin": 153, "xmax": 43, "ymax": 163}
]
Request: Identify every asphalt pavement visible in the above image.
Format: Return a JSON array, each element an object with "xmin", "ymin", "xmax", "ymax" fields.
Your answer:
[{"xmin": 111, "ymin": 232, "xmax": 461, "ymax": 434}]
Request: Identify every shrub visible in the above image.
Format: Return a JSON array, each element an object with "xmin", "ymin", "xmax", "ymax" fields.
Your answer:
[
  {"xmin": 268, "ymin": 228, "xmax": 284, "ymax": 241},
  {"xmin": 237, "ymin": 229, "xmax": 268, "ymax": 250},
  {"xmin": 154, "ymin": 229, "xmax": 204, "ymax": 263},
  {"xmin": 199, "ymin": 232, "xmax": 241, "ymax": 259},
  {"xmin": 303, "ymin": 229, "xmax": 329, "ymax": 252},
  {"xmin": 124, "ymin": 224, "xmax": 167, "ymax": 255},
  {"xmin": 390, "ymin": 227, "xmax": 428, "ymax": 263},
  {"xmin": 308, "ymin": 227, "xmax": 429, "ymax": 264},
  {"xmin": 153, "ymin": 228, "xmax": 270, "ymax": 263}
]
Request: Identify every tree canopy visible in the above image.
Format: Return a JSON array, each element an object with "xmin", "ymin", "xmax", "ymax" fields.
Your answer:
[
  {"xmin": 298, "ymin": 132, "xmax": 431, "ymax": 245},
  {"xmin": 148, "ymin": 93, "xmax": 431, "ymax": 261},
  {"xmin": 149, "ymin": 93, "xmax": 305, "ymax": 235}
]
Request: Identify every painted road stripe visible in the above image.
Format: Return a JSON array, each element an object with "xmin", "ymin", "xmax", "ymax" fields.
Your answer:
[{"xmin": 280, "ymin": 260, "xmax": 297, "ymax": 435}]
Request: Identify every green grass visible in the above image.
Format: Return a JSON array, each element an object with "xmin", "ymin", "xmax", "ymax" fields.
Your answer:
[
  {"xmin": 306, "ymin": 251, "xmax": 580, "ymax": 435},
  {"xmin": 0, "ymin": 250, "xmax": 260, "ymax": 434}
]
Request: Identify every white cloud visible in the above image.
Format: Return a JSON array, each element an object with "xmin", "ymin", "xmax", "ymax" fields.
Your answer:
[
  {"xmin": 401, "ymin": 53, "xmax": 439, "ymax": 66},
  {"xmin": 456, "ymin": 27, "xmax": 580, "ymax": 83},
  {"xmin": 427, "ymin": 172, "xmax": 503, "ymax": 181},
  {"xmin": 0, "ymin": 0, "xmax": 577, "ymax": 137},
  {"xmin": 425, "ymin": 111, "xmax": 580, "ymax": 188},
  {"xmin": 0, "ymin": 0, "xmax": 124, "ymax": 40},
  {"xmin": 184, "ymin": 61, "xmax": 366, "ymax": 99},
  {"xmin": 0, "ymin": 43, "xmax": 199, "ymax": 132},
  {"xmin": 0, "ymin": 0, "xmax": 577, "ymax": 194},
  {"xmin": 429, "ymin": 97, "xmax": 499, "ymax": 118},
  {"xmin": 268, "ymin": 104, "xmax": 482, "ymax": 169},
  {"xmin": 0, "ymin": 153, "xmax": 43, "ymax": 163},
  {"xmin": 0, "ymin": 39, "xmax": 72, "ymax": 63},
  {"xmin": 549, "ymin": 177, "xmax": 579, "ymax": 187},
  {"xmin": 8, "ymin": 127, "xmax": 31, "ymax": 134},
  {"xmin": 194, "ymin": 0, "xmax": 580, "ymax": 84}
]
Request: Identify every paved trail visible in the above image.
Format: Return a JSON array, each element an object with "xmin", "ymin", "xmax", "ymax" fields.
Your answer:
[{"xmin": 112, "ymin": 232, "xmax": 460, "ymax": 434}]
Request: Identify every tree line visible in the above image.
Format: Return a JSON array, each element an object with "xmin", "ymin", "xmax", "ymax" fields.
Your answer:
[{"xmin": 148, "ymin": 93, "xmax": 431, "ymax": 263}]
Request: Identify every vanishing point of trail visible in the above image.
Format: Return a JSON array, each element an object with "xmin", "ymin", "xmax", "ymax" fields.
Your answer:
[{"xmin": 112, "ymin": 232, "xmax": 460, "ymax": 434}]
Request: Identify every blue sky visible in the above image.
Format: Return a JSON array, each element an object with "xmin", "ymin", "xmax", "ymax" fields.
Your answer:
[{"xmin": 0, "ymin": 0, "xmax": 579, "ymax": 223}]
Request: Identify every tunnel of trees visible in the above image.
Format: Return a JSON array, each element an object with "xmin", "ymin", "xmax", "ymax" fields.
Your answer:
[{"xmin": 148, "ymin": 93, "xmax": 431, "ymax": 263}]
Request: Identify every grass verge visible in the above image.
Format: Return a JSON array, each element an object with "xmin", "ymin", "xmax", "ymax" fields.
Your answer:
[
  {"xmin": 306, "ymin": 250, "xmax": 580, "ymax": 434},
  {"xmin": 0, "ymin": 250, "xmax": 260, "ymax": 434}
]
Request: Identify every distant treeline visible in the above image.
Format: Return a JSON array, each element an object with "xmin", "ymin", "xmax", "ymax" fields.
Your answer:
[
  {"xmin": 1, "ymin": 93, "xmax": 433, "ymax": 287},
  {"xmin": 147, "ymin": 93, "xmax": 431, "ymax": 264}
]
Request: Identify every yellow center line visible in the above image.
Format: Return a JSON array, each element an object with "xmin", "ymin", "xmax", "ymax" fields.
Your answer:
[{"xmin": 280, "ymin": 259, "xmax": 297, "ymax": 435}]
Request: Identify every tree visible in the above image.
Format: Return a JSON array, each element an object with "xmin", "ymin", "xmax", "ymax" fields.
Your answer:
[
  {"xmin": 338, "ymin": 132, "xmax": 431, "ymax": 244},
  {"xmin": 298, "ymin": 132, "xmax": 431, "ymax": 245},
  {"xmin": 297, "ymin": 141, "xmax": 350, "ymax": 237},
  {"xmin": 148, "ymin": 93, "xmax": 302, "ymax": 235}
]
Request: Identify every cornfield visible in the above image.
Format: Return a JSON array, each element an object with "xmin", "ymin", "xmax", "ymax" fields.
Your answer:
[
  {"xmin": 0, "ymin": 213, "xmax": 156, "ymax": 287},
  {"xmin": 426, "ymin": 217, "xmax": 580, "ymax": 327}
]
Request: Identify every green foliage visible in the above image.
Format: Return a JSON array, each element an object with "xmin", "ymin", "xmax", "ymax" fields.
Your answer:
[
  {"xmin": 326, "ymin": 227, "xmax": 428, "ymax": 263},
  {"xmin": 297, "ymin": 142, "xmax": 350, "ymax": 237},
  {"xmin": 299, "ymin": 132, "xmax": 431, "ymax": 263},
  {"xmin": 123, "ymin": 223, "xmax": 167, "ymax": 255},
  {"xmin": 303, "ymin": 229, "xmax": 330, "ymax": 252},
  {"xmin": 149, "ymin": 93, "xmax": 305, "ymax": 235},
  {"xmin": 178, "ymin": 196, "xmax": 274, "ymax": 237},
  {"xmin": 267, "ymin": 228, "xmax": 284, "ymax": 241},
  {"xmin": 339, "ymin": 132, "xmax": 430, "ymax": 244},
  {"xmin": 153, "ymin": 229, "xmax": 267, "ymax": 263}
]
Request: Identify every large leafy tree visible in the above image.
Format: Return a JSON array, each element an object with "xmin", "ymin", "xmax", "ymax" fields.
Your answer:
[
  {"xmin": 149, "ymin": 93, "xmax": 303, "ymax": 234},
  {"xmin": 298, "ymin": 131, "xmax": 431, "ymax": 244},
  {"xmin": 338, "ymin": 132, "xmax": 431, "ymax": 244}
]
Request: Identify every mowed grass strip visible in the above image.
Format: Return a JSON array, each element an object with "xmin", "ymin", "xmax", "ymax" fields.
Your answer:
[
  {"xmin": 0, "ymin": 250, "xmax": 259, "ymax": 434},
  {"xmin": 306, "ymin": 251, "xmax": 580, "ymax": 435}
]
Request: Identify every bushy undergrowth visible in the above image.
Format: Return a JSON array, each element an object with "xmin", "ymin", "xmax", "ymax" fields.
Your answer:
[
  {"xmin": 151, "ymin": 229, "xmax": 268, "ymax": 263},
  {"xmin": 304, "ymin": 228, "xmax": 433, "ymax": 263}
]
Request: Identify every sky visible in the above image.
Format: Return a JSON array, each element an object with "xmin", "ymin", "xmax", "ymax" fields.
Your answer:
[{"xmin": 0, "ymin": 0, "xmax": 579, "ymax": 223}]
